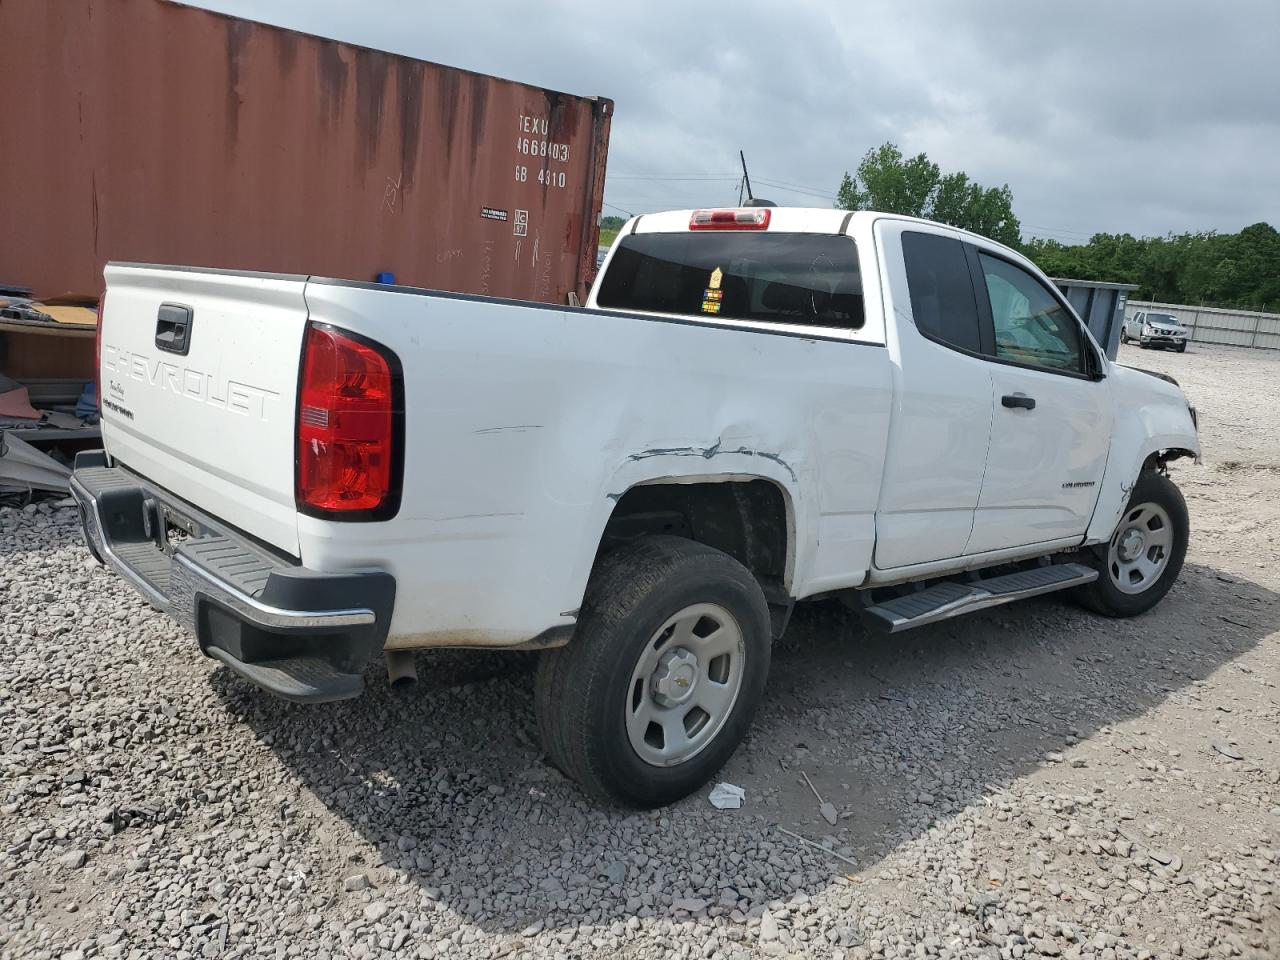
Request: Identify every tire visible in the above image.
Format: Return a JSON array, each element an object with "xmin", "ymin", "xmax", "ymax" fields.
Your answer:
[
  {"xmin": 1073, "ymin": 470, "xmax": 1188, "ymax": 617},
  {"xmin": 1120, "ymin": 331, "xmax": 1129, "ymax": 344},
  {"xmin": 535, "ymin": 535, "xmax": 771, "ymax": 807},
  {"xmin": 1176, "ymin": 342, "xmax": 1187, "ymax": 353}
]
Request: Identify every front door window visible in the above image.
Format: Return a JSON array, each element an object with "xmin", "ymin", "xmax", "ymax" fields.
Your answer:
[{"xmin": 979, "ymin": 254, "xmax": 1085, "ymax": 375}]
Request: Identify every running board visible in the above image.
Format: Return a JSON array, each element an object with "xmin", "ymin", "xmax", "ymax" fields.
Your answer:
[{"xmin": 864, "ymin": 563, "xmax": 1098, "ymax": 634}]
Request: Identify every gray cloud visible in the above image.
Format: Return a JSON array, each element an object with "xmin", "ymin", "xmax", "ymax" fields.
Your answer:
[{"xmin": 193, "ymin": 0, "xmax": 1280, "ymax": 240}]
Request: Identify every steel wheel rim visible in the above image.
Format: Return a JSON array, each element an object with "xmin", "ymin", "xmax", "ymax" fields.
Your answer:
[
  {"xmin": 624, "ymin": 602, "xmax": 746, "ymax": 767},
  {"xmin": 1107, "ymin": 501, "xmax": 1174, "ymax": 595}
]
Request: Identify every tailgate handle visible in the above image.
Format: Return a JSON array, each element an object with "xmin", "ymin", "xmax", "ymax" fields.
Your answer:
[{"xmin": 155, "ymin": 303, "xmax": 193, "ymax": 356}]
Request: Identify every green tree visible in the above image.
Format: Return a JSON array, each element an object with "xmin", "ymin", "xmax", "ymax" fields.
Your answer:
[
  {"xmin": 836, "ymin": 144, "xmax": 939, "ymax": 218},
  {"xmin": 1022, "ymin": 223, "xmax": 1280, "ymax": 313},
  {"xmin": 835, "ymin": 143, "xmax": 1021, "ymax": 246}
]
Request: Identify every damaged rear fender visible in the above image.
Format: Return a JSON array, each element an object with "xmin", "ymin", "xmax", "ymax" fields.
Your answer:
[{"xmin": 560, "ymin": 454, "xmax": 805, "ymax": 621}]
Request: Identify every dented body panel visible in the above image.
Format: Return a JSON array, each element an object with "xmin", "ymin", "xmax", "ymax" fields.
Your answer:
[
  {"xmin": 1083, "ymin": 365, "xmax": 1201, "ymax": 545},
  {"xmin": 297, "ymin": 278, "xmax": 893, "ymax": 647}
]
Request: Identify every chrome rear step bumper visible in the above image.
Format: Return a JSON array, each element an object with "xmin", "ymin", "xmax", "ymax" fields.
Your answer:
[{"xmin": 71, "ymin": 450, "xmax": 395, "ymax": 703}]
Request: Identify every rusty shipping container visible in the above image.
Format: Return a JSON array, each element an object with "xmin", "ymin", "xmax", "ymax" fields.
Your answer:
[{"xmin": 0, "ymin": 0, "xmax": 612, "ymax": 304}]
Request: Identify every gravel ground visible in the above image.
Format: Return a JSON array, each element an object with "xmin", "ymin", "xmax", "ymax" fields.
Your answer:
[{"xmin": 2, "ymin": 342, "xmax": 1277, "ymax": 960}]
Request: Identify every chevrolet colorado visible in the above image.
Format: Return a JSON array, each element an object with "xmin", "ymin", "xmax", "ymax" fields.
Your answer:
[{"xmin": 72, "ymin": 207, "xmax": 1200, "ymax": 806}]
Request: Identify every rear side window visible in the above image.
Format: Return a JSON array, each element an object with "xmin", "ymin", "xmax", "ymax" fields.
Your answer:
[
  {"xmin": 901, "ymin": 231, "xmax": 981, "ymax": 353},
  {"xmin": 596, "ymin": 232, "xmax": 864, "ymax": 329}
]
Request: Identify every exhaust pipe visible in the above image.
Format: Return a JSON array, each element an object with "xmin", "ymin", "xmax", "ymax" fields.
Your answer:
[{"xmin": 385, "ymin": 650, "xmax": 418, "ymax": 689}]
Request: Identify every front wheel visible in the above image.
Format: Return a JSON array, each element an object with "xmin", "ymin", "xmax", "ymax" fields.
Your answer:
[
  {"xmin": 1176, "ymin": 342, "xmax": 1187, "ymax": 353},
  {"xmin": 535, "ymin": 536, "xmax": 771, "ymax": 807},
  {"xmin": 1073, "ymin": 470, "xmax": 1189, "ymax": 617}
]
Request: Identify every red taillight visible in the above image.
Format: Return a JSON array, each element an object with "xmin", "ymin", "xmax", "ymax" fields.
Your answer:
[
  {"xmin": 296, "ymin": 324, "xmax": 400, "ymax": 518},
  {"xmin": 94, "ymin": 298, "xmax": 104, "ymax": 403},
  {"xmin": 689, "ymin": 208, "xmax": 771, "ymax": 231}
]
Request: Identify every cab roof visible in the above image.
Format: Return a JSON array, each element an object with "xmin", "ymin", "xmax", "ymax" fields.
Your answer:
[
  {"xmin": 623, "ymin": 206, "xmax": 1026, "ymax": 265},
  {"xmin": 630, "ymin": 207, "xmax": 854, "ymax": 235}
]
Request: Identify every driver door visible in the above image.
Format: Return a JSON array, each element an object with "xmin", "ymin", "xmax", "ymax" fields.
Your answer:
[
  {"xmin": 1125, "ymin": 311, "xmax": 1144, "ymax": 340},
  {"xmin": 964, "ymin": 250, "xmax": 1111, "ymax": 554}
]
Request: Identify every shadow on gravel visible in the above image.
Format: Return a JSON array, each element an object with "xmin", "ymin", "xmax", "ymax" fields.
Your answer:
[{"xmin": 209, "ymin": 560, "xmax": 1280, "ymax": 934}]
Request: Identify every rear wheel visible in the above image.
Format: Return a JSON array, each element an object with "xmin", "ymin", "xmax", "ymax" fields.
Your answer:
[
  {"xmin": 534, "ymin": 536, "xmax": 771, "ymax": 807},
  {"xmin": 1074, "ymin": 470, "xmax": 1188, "ymax": 617}
]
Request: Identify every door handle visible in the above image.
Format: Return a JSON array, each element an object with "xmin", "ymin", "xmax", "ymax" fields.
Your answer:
[{"xmin": 1001, "ymin": 394, "xmax": 1036, "ymax": 410}]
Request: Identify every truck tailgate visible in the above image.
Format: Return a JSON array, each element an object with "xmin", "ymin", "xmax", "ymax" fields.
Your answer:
[{"xmin": 99, "ymin": 265, "xmax": 308, "ymax": 556}]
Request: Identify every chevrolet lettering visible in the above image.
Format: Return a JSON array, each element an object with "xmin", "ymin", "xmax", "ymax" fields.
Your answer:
[{"xmin": 104, "ymin": 344, "xmax": 280, "ymax": 421}]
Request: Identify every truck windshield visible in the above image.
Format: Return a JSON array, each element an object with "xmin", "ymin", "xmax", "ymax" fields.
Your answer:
[{"xmin": 596, "ymin": 232, "xmax": 863, "ymax": 329}]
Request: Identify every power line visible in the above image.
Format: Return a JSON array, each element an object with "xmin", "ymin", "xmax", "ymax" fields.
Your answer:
[
  {"xmin": 610, "ymin": 170, "xmax": 839, "ymax": 203},
  {"xmin": 1021, "ymin": 223, "xmax": 1095, "ymax": 238},
  {"xmin": 610, "ymin": 193, "xmax": 1096, "ymax": 243},
  {"xmin": 752, "ymin": 179, "xmax": 837, "ymax": 203},
  {"xmin": 609, "ymin": 174, "xmax": 740, "ymax": 182},
  {"xmin": 609, "ymin": 174, "xmax": 1102, "ymax": 242},
  {"xmin": 1021, "ymin": 225, "xmax": 1100, "ymax": 244},
  {"xmin": 610, "ymin": 172, "xmax": 1109, "ymax": 240},
  {"xmin": 755, "ymin": 175, "xmax": 841, "ymax": 195},
  {"xmin": 610, "ymin": 171, "xmax": 838, "ymax": 193}
]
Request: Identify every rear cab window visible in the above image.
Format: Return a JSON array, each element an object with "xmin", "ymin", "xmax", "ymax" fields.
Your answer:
[
  {"xmin": 596, "ymin": 231, "xmax": 864, "ymax": 333},
  {"xmin": 900, "ymin": 231, "xmax": 983, "ymax": 353}
]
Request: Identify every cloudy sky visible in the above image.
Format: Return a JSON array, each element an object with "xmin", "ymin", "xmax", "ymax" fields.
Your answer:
[{"xmin": 193, "ymin": 0, "xmax": 1279, "ymax": 242}]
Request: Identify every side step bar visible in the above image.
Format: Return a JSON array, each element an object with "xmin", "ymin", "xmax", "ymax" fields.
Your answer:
[{"xmin": 864, "ymin": 562, "xmax": 1098, "ymax": 633}]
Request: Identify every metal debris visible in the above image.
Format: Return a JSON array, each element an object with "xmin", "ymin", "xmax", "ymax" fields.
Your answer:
[
  {"xmin": 777, "ymin": 827, "xmax": 860, "ymax": 870},
  {"xmin": 0, "ymin": 433, "xmax": 72, "ymax": 494},
  {"xmin": 801, "ymin": 771, "xmax": 838, "ymax": 825}
]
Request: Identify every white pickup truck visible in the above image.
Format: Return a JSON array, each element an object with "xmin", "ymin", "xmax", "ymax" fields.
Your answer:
[{"xmin": 73, "ymin": 207, "xmax": 1199, "ymax": 806}]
